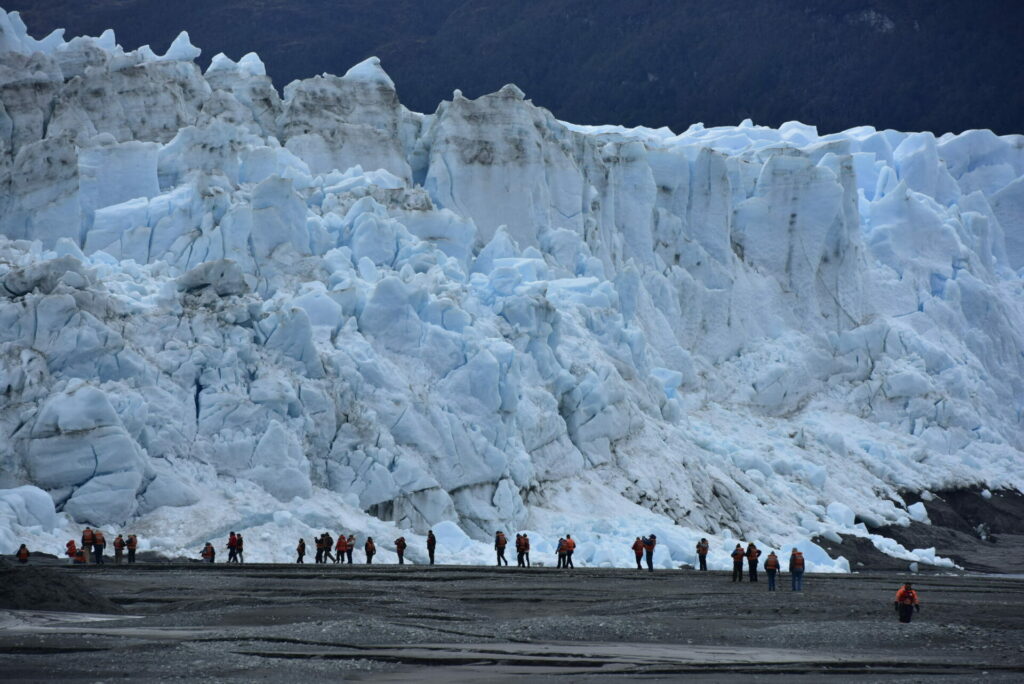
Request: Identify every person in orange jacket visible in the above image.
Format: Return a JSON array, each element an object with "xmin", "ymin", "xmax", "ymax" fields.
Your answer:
[
  {"xmin": 642, "ymin": 534, "xmax": 657, "ymax": 572},
  {"xmin": 201, "ymin": 542, "xmax": 215, "ymax": 563},
  {"xmin": 92, "ymin": 529, "xmax": 106, "ymax": 565},
  {"xmin": 81, "ymin": 527, "xmax": 94, "ymax": 564},
  {"xmin": 522, "ymin": 533, "xmax": 531, "ymax": 567},
  {"xmin": 696, "ymin": 538, "xmax": 709, "ymax": 571},
  {"xmin": 632, "ymin": 537, "xmax": 645, "ymax": 569},
  {"xmin": 365, "ymin": 537, "xmax": 376, "ymax": 564},
  {"xmin": 731, "ymin": 544, "xmax": 745, "ymax": 582},
  {"xmin": 555, "ymin": 537, "xmax": 567, "ymax": 568},
  {"xmin": 66, "ymin": 539, "xmax": 78, "ymax": 564},
  {"xmin": 427, "ymin": 530, "xmax": 437, "ymax": 565},
  {"xmin": 789, "ymin": 548, "xmax": 805, "ymax": 591},
  {"xmin": 345, "ymin": 535, "xmax": 355, "ymax": 564},
  {"xmin": 296, "ymin": 538, "xmax": 306, "ymax": 563},
  {"xmin": 494, "ymin": 531, "xmax": 508, "ymax": 566},
  {"xmin": 564, "ymin": 534, "xmax": 577, "ymax": 569},
  {"xmin": 334, "ymin": 534, "xmax": 347, "ymax": 564},
  {"xmin": 746, "ymin": 543, "xmax": 761, "ymax": 582},
  {"xmin": 113, "ymin": 535, "xmax": 126, "ymax": 564},
  {"xmin": 515, "ymin": 534, "xmax": 526, "ymax": 567},
  {"xmin": 16, "ymin": 544, "xmax": 29, "ymax": 563},
  {"xmin": 764, "ymin": 551, "xmax": 781, "ymax": 591},
  {"xmin": 894, "ymin": 582, "xmax": 920, "ymax": 623},
  {"xmin": 126, "ymin": 534, "xmax": 138, "ymax": 564},
  {"xmin": 395, "ymin": 536, "xmax": 407, "ymax": 564}
]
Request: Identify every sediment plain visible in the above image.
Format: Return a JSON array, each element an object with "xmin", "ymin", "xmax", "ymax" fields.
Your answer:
[{"xmin": 2, "ymin": 561, "xmax": 1022, "ymax": 682}]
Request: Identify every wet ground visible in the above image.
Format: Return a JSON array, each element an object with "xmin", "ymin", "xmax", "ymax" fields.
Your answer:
[{"xmin": 1, "ymin": 562, "xmax": 1022, "ymax": 682}]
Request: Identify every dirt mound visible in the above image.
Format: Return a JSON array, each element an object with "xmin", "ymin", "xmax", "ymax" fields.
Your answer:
[{"xmin": 0, "ymin": 560, "xmax": 122, "ymax": 613}]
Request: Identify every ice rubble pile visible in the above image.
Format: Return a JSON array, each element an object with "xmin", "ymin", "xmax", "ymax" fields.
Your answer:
[{"xmin": 0, "ymin": 9, "xmax": 1022, "ymax": 567}]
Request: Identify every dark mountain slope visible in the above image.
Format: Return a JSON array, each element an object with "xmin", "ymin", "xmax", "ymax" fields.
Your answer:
[{"xmin": 5, "ymin": 0, "xmax": 1022, "ymax": 135}]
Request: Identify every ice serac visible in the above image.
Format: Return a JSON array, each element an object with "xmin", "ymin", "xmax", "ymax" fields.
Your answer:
[{"xmin": 0, "ymin": 7, "xmax": 1022, "ymax": 568}]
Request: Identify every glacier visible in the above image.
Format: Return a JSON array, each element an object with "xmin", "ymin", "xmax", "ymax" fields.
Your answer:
[{"xmin": 0, "ymin": 8, "xmax": 1022, "ymax": 570}]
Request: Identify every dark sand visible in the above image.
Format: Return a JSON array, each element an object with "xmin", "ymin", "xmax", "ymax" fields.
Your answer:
[{"xmin": 1, "ymin": 562, "xmax": 1022, "ymax": 682}]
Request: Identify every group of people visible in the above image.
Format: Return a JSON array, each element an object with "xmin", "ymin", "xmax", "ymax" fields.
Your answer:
[
  {"xmin": 727, "ymin": 542, "xmax": 805, "ymax": 591},
  {"xmin": 59, "ymin": 527, "xmax": 140, "ymax": 565},
  {"xmin": 200, "ymin": 531, "xmax": 246, "ymax": 563},
  {"xmin": 294, "ymin": 530, "xmax": 439, "ymax": 565}
]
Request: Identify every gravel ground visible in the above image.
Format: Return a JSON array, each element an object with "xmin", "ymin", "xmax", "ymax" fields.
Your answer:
[{"xmin": 1, "ymin": 563, "xmax": 1022, "ymax": 682}]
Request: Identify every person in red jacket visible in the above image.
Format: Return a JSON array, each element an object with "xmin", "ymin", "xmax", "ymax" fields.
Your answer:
[
  {"xmin": 642, "ymin": 534, "xmax": 657, "ymax": 572},
  {"xmin": 764, "ymin": 551, "xmax": 781, "ymax": 591},
  {"xmin": 789, "ymin": 548, "xmax": 805, "ymax": 591},
  {"xmin": 746, "ymin": 543, "xmax": 761, "ymax": 582},
  {"xmin": 113, "ymin": 535, "xmax": 126, "ymax": 564},
  {"xmin": 427, "ymin": 530, "xmax": 436, "ymax": 565},
  {"xmin": 126, "ymin": 534, "xmax": 138, "ymax": 564},
  {"xmin": 335, "ymin": 534, "xmax": 347, "ymax": 564},
  {"xmin": 395, "ymin": 536, "xmax": 407, "ymax": 564},
  {"xmin": 494, "ymin": 531, "xmax": 508, "ymax": 566},
  {"xmin": 731, "ymin": 544, "xmax": 745, "ymax": 582},
  {"xmin": 226, "ymin": 532, "xmax": 238, "ymax": 563},
  {"xmin": 16, "ymin": 544, "xmax": 29, "ymax": 563},
  {"xmin": 632, "ymin": 537, "xmax": 645, "ymax": 569},
  {"xmin": 894, "ymin": 582, "xmax": 920, "ymax": 623},
  {"xmin": 364, "ymin": 537, "xmax": 376, "ymax": 564},
  {"xmin": 515, "ymin": 534, "xmax": 526, "ymax": 567},
  {"xmin": 522, "ymin": 533, "xmax": 531, "ymax": 567}
]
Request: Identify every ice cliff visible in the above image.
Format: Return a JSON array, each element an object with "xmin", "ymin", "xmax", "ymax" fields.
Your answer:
[{"xmin": 1, "ymin": 9, "xmax": 1022, "ymax": 568}]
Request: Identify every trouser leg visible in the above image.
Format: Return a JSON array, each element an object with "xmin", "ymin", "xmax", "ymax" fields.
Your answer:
[{"xmin": 636, "ymin": 554, "xmax": 642, "ymax": 569}]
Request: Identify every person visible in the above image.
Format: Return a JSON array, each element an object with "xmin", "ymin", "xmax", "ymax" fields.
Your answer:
[
  {"xmin": 564, "ymin": 534, "xmax": 576, "ymax": 569},
  {"xmin": 322, "ymin": 533, "xmax": 335, "ymax": 563},
  {"xmin": 789, "ymin": 548, "xmax": 805, "ymax": 591},
  {"xmin": 731, "ymin": 544, "xmax": 745, "ymax": 582},
  {"xmin": 113, "ymin": 534, "xmax": 126, "ymax": 564},
  {"xmin": 236, "ymin": 534, "xmax": 245, "ymax": 563},
  {"xmin": 515, "ymin": 534, "xmax": 525, "ymax": 567},
  {"xmin": 345, "ymin": 535, "xmax": 355, "ymax": 564},
  {"xmin": 632, "ymin": 537, "xmax": 645, "ymax": 569},
  {"xmin": 555, "ymin": 537, "xmax": 567, "ymax": 568},
  {"xmin": 227, "ymin": 532, "xmax": 238, "ymax": 563},
  {"xmin": 66, "ymin": 539, "xmax": 78, "ymax": 564},
  {"xmin": 395, "ymin": 536, "xmax": 407, "ymax": 564},
  {"xmin": 642, "ymin": 534, "xmax": 657, "ymax": 572},
  {"xmin": 93, "ymin": 528, "xmax": 106, "ymax": 565},
  {"xmin": 696, "ymin": 538, "xmax": 709, "ymax": 571},
  {"xmin": 201, "ymin": 542, "xmax": 215, "ymax": 563},
  {"xmin": 314, "ymin": 534, "xmax": 324, "ymax": 564},
  {"xmin": 16, "ymin": 544, "xmax": 29, "ymax": 563},
  {"xmin": 746, "ymin": 543, "xmax": 761, "ymax": 582},
  {"xmin": 126, "ymin": 534, "xmax": 138, "ymax": 563},
  {"xmin": 495, "ymin": 531, "xmax": 508, "ymax": 566},
  {"xmin": 427, "ymin": 530, "xmax": 436, "ymax": 565},
  {"xmin": 522, "ymin": 533, "xmax": 531, "ymax": 567},
  {"xmin": 365, "ymin": 537, "xmax": 376, "ymax": 564},
  {"xmin": 296, "ymin": 538, "xmax": 306, "ymax": 563},
  {"xmin": 335, "ymin": 533, "xmax": 347, "ymax": 564},
  {"xmin": 894, "ymin": 582, "xmax": 920, "ymax": 623},
  {"xmin": 764, "ymin": 551, "xmax": 780, "ymax": 591},
  {"xmin": 81, "ymin": 526, "xmax": 94, "ymax": 564}
]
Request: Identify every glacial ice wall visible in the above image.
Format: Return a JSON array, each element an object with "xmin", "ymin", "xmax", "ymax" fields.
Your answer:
[{"xmin": 0, "ymin": 9, "xmax": 1022, "ymax": 567}]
